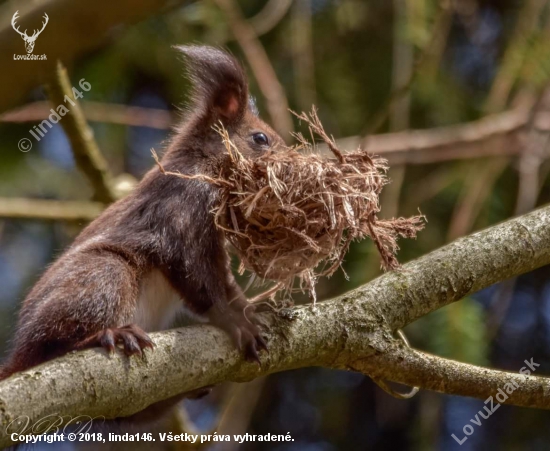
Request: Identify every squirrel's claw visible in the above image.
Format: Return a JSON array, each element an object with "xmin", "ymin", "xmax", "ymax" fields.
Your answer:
[{"xmin": 76, "ymin": 324, "xmax": 154, "ymax": 357}]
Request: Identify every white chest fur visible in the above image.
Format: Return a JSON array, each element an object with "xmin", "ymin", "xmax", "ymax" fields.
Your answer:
[{"xmin": 132, "ymin": 269, "xmax": 183, "ymax": 332}]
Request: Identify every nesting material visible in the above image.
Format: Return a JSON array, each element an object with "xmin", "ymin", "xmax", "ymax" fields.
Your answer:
[{"xmin": 155, "ymin": 109, "xmax": 425, "ymax": 301}]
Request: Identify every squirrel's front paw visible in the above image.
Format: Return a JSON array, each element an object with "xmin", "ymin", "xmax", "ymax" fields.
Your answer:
[
  {"xmin": 75, "ymin": 324, "xmax": 155, "ymax": 356},
  {"xmin": 209, "ymin": 307, "xmax": 268, "ymax": 363},
  {"xmin": 231, "ymin": 318, "xmax": 268, "ymax": 364}
]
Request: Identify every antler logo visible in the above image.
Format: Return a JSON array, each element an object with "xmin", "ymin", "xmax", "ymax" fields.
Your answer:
[{"xmin": 11, "ymin": 11, "xmax": 49, "ymax": 54}]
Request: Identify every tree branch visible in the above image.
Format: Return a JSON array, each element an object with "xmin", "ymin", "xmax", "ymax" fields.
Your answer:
[
  {"xmin": 354, "ymin": 343, "xmax": 550, "ymax": 409},
  {"xmin": 247, "ymin": 0, "xmax": 293, "ymax": 37},
  {"xmin": 365, "ymin": 0, "xmax": 452, "ymax": 134},
  {"xmin": 1, "ymin": 204, "xmax": 550, "ymax": 448},
  {"xmin": 5, "ymin": 103, "xmax": 549, "ymax": 165},
  {"xmin": 0, "ymin": 100, "xmax": 174, "ymax": 130},
  {"xmin": 483, "ymin": 0, "xmax": 548, "ymax": 113},
  {"xmin": 319, "ymin": 107, "xmax": 546, "ymax": 164},
  {"xmin": 47, "ymin": 61, "xmax": 117, "ymax": 204},
  {"xmin": 0, "ymin": 198, "xmax": 104, "ymax": 221}
]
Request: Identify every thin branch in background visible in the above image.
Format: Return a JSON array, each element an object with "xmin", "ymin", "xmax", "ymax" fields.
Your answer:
[
  {"xmin": 486, "ymin": 278, "xmax": 517, "ymax": 341},
  {"xmin": 493, "ymin": 130, "xmax": 549, "ymax": 361},
  {"xmin": 165, "ymin": 385, "xmax": 242, "ymax": 450},
  {"xmin": 331, "ymin": 106, "xmax": 534, "ymax": 165},
  {"xmin": 0, "ymin": 100, "xmax": 174, "ymax": 130},
  {"xmin": 380, "ymin": 0, "xmax": 415, "ymax": 219},
  {"xmin": 537, "ymin": 154, "xmax": 550, "ymax": 201},
  {"xmin": 168, "ymin": 408, "xmax": 205, "ymax": 450},
  {"xmin": 514, "ymin": 88, "xmax": 550, "ymax": 215},
  {"xmin": 471, "ymin": 0, "xmax": 550, "ymax": 335},
  {"xmin": 290, "ymin": 0, "xmax": 316, "ymax": 112},
  {"xmin": 166, "ymin": 380, "xmax": 265, "ymax": 451},
  {"xmin": 403, "ymin": 166, "xmax": 462, "ymax": 210},
  {"xmin": 515, "ymin": 137, "xmax": 548, "ymax": 214},
  {"xmin": 363, "ymin": 0, "xmax": 452, "ymax": 136},
  {"xmin": 213, "ymin": 0, "xmax": 293, "ymax": 139},
  {"xmin": 46, "ymin": 61, "xmax": 118, "ymax": 204},
  {"xmin": 247, "ymin": 0, "xmax": 294, "ymax": 37},
  {"xmin": 420, "ymin": 0, "xmax": 453, "ymax": 80},
  {"xmin": 215, "ymin": 379, "xmax": 266, "ymax": 451},
  {"xmin": 447, "ymin": 59, "xmax": 539, "ymax": 241},
  {"xmin": 4, "ymin": 102, "xmax": 544, "ymax": 166},
  {"xmin": 0, "ymin": 198, "xmax": 104, "ymax": 222},
  {"xmin": 480, "ymin": 1, "xmax": 550, "ymax": 336},
  {"xmin": 484, "ymin": 0, "xmax": 548, "ymax": 114},
  {"xmin": 446, "ymin": 158, "xmax": 509, "ymax": 241},
  {"xmin": 485, "ymin": 89, "xmax": 550, "ymax": 339},
  {"xmin": 417, "ymin": 391, "xmax": 442, "ymax": 450},
  {"xmin": 516, "ymin": 10, "xmax": 550, "ymax": 97}
]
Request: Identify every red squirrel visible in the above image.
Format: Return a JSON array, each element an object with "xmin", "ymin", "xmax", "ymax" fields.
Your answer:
[{"xmin": 0, "ymin": 46, "xmax": 284, "ymax": 384}]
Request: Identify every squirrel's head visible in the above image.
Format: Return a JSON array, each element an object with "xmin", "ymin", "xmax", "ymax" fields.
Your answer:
[{"xmin": 170, "ymin": 45, "xmax": 285, "ymax": 167}]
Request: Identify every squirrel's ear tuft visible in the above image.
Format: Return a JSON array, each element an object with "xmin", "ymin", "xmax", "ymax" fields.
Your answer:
[{"xmin": 176, "ymin": 45, "xmax": 249, "ymax": 127}]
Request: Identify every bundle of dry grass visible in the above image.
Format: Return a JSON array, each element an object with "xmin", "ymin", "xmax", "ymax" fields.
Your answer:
[{"xmin": 155, "ymin": 109, "xmax": 424, "ymax": 301}]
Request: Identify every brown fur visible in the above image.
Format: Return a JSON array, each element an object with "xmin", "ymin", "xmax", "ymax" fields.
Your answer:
[{"xmin": 0, "ymin": 45, "xmax": 284, "ymax": 383}]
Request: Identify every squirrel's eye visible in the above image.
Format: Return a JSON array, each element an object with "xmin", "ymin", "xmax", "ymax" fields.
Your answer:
[{"xmin": 252, "ymin": 132, "xmax": 269, "ymax": 146}]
